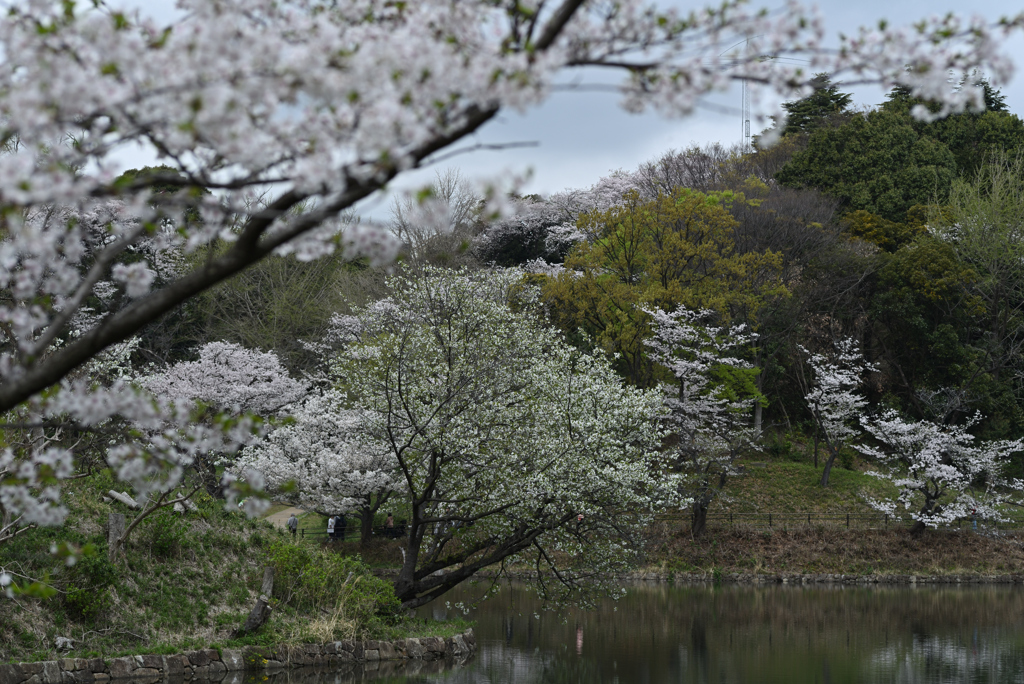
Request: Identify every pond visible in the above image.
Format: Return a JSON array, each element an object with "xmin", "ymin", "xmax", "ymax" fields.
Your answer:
[{"xmin": 281, "ymin": 581, "xmax": 1024, "ymax": 683}]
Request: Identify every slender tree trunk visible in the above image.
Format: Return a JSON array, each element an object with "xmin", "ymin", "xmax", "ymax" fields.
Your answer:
[
  {"xmin": 691, "ymin": 499, "xmax": 709, "ymax": 538},
  {"xmin": 753, "ymin": 351, "xmax": 764, "ymax": 435},
  {"xmin": 813, "ymin": 427, "xmax": 819, "ymax": 469},
  {"xmin": 820, "ymin": 451, "xmax": 837, "ymax": 487},
  {"xmin": 360, "ymin": 505, "xmax": 373, "ymax": 546},
  {"xmin": 394, "ymin": 502, "xmax": 423, "ymax": 605},
  {"xmin": 910, "ymin": 498, "xmax": 940, "ymax": 537},
  {"xmin": 690, "ymin": 471, "xmax": 727, "ymax": 538}
]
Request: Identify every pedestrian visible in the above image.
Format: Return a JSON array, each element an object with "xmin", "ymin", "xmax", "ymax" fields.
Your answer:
[
  {"xmin": 385, "ymin": 513, "xmax": 395, "ymax": 538},
  {"xmin": 286, "ymin": 513, "xmax": 298, "ymax": 539},
  {"xmin": 326, "ymin": 514, "xmax": 335, "ymax": 541}
]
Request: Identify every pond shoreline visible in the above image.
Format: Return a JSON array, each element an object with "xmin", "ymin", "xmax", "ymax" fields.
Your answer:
[
  {"xmin": 631, "ymin": 571, "xmax": 1024, "ymax": 584},
  {"xmin": 374, "ymin": 567, "xmax": 1024, "ymax": 587},
  {"xmin": 0, "ymin": 631, "xmax": 476, "ymax": 682}
]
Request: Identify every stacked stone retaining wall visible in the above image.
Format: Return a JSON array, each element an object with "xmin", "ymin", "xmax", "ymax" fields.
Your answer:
[{"xmin": 0, "ymin": 630, "xmax": 475, "ymax": 684}]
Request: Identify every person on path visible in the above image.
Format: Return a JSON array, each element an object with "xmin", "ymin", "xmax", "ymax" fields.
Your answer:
[
  {"xmin": 327, "ymin": 514, "xmax": 335, "ymax": 541},
  {"xmin": 385, "ymin": 513, "xmax": 395, "ymax": 538},
  {"xmin": 287, "ymin": 513, "xmax": 298, "ymax": 539}
]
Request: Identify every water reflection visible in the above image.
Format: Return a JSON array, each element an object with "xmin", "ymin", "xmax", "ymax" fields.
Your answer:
[
  {"xmin": 230, "ymin": 583, "xmax": 1024, "ymax": 683},
  {"xmin": 422, "ymin": 582, "xmax": 1024, "ymax": 684}
]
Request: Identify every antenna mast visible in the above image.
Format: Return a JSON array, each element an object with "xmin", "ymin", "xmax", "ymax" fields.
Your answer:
[{"xmin": 741, "ymin": 38, "xmax": 751, "ymax": 150}]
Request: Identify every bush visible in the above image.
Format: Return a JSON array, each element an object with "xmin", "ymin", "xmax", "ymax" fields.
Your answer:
[
  {"xmin": 766, "ymin": 435, "xmax": 799, "ymax": 462},
  {"xmin": 142, "ymin": 509, "xmax": 187, "ymax": 559},
  {"xmin": 62, "ymin": 551, "xmax": 118, "ymax": 622},
  {"xmin": 267, "ymin": 540, "xmax": 402, "ymax": 634}
]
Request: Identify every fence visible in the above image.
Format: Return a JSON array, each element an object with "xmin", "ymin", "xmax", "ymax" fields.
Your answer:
[
  {"xmin": 653, "ymin": 511, "xmax": 1024, "ymax": 532},
  {"xmin": 293, "ymin": 524, "xmax": 407, "ymax": 542}
]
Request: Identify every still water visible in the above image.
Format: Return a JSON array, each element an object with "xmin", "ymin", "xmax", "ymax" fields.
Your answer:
[{"xmin": 287, "ymin": 582, "xmax": 1024, "ymax": 683}]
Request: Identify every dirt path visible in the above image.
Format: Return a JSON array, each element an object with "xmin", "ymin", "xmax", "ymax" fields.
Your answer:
[{"xmin": 265, "ymin": 505, "xmax": 306, "ymax": 530}]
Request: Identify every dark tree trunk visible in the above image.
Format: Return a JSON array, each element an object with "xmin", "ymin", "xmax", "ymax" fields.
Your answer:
[
  {"xmin": 360, "ymin": 505, "xmax": 373, "ymax": 546},
  {"xmin": 813, "ymin": 427, "xmax": 819, "ymax": 468},
  {"xmin": 234, "ymin": 566, "xmax": 274, "ymax": 637},
  {"xmin": 691, "ymin": 500, "xmax": 709, "ymax": 538},
  {"xmin": 820, "ymin": 451, "xmax": 837, "ymax": 487}
]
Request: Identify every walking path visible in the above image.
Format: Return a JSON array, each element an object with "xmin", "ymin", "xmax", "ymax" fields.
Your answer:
[{"xmin": 264, "ymin": 505, "xmax": 306, "ymax": 529}]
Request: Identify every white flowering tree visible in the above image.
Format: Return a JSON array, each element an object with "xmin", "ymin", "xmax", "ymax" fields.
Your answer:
[
  {"xmin": 800, "ymin": 338, "xmax": 875, "ymax": 487},
  {"xmin": 339, "ymin": 267, "xmax": 669, "ymax": 610},
  {"xmin": 645, "ymin": 307, "xmax": 762, "ymax": 537},
  {"xmin": 139, "ymin": 340, "xmax": 307, "ymax": 494},
  {"xmin": 236, "ymin": 390, "xmax": 399, "ymax": 545},
  {"xmin": 142, "ymin": 341, "xmax": 309, "ymax": 416},
  {"xmin": 105, "ymin": 341, "xmax": 307, "ymax": 558},
  {"xmin": 859, "ymin": 410, "xmax": 1024, "ymax": 534},
  {"xmin": 0, "ymin": 0, "xmax": 1019, "ymax": 549}
]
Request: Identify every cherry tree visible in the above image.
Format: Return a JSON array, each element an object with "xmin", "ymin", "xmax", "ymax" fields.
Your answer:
[
  {"xmin": 800, "ymin": 338, "xmax": 875, "ymax": 487},
  {"xmin": 142, "ymin": 341, "xmax": 308, "ymax": 416},
  {"xmin": 0, "ymin": 0, "xmax": 1019, "ymax": 537},
  {"xmin": 476, "ymin": 171, "xmax": 645, "ymax": 268},
  {"xmin": 339, "ymin": 266, "xmax": 669, "ymax": 609},
  {"xmin": 859, "ymin": 410, "xmax": 1024, "ymax": 534},
  {"xmin": 235, "ymin": 389, "xmax": 398, "ymax": 544},
  {"xmin": 645, "ymin": 307, "xmax": 762, "ymax": 537}
]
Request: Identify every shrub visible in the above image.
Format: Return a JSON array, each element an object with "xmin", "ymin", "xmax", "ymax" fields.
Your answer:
[
  {"xmin": 142, "ymin": 509, "xmax": 187, "ymax": 559},
  {"xmin": 62, "ymin": 552, "xmax": 118, "ymax": 622},
  {"xmin": 266, "ymin": 540, "xmax": 401, "ymax": 635}
]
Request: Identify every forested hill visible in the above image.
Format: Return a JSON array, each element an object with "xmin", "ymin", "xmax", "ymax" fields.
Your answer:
[{"xmin": 476, "ymin": 79, "xmax": 1024, "ymax": 454}]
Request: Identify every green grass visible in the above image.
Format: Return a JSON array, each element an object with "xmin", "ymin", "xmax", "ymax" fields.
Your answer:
[
  {"xmin": 0, "ymin": 471, "xmax": 452, "ymax": 663},
  {"xmin": 719, "ymin": 460, "xmax": 899, "ymax": 515}
]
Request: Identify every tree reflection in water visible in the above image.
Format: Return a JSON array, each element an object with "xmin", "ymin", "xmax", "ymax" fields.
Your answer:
[
  {"xmin": 421, "ymin": 582, "xmax": 1024, "ymax": 684},
  {"xmin": 265, "ymin": 583, "xmax": 1024, "ymax": 683}
]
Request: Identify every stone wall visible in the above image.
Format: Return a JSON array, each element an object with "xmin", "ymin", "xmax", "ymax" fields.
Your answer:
[
  {"xmin": 0, "ymin": 631, "xmax": 475, "ymax": 684},
  {"xmin": 626, "ymin": 569, "xmax": 1024, "ymax": 585}
]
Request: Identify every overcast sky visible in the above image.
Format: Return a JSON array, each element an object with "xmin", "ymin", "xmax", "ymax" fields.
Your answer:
[{"xmin": 109, "ymin": 1, "xmax": 1024, "ymax": 219}]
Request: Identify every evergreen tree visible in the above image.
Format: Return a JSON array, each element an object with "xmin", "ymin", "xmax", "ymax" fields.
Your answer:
[{"xmin": 781, "ymin": 74, "xmax": 853, "ymax": 137}]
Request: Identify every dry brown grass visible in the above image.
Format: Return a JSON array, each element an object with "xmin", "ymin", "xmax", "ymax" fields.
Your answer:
[{"xmin": 655, "ymin": 525, "xmax": 1024, "ymax": 576}]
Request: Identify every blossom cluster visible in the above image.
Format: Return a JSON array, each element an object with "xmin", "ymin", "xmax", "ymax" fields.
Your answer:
[
  {"xmin": 860, "ymin": 410, "xmax": 1024, "ymax": 527},
  {"xmin": 644, "ymin": 306, "xmax": 760, "ymax": 506},
  {"xmin": 235, "ymin": 390, "xmax": 398, "ymax": 514},
  {"xmin": 0, "ymin": 0, "xmax": 1020, "ymax": 532}
]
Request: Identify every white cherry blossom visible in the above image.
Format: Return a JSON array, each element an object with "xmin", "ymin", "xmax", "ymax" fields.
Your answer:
[
  {"xmin": 0, "ymin": 0, "xmax": 1020, "ymax": 529},
  {"xmin": 859, "ymin": 410, "xmax": 1024, "ymax": 531}
]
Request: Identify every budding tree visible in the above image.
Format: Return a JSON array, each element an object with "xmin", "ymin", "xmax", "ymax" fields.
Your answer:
[
  {"xmin": 0, "ymin": 0, "xmax": 1019, "ymax": 541},
  {"xmin": 645, "ymin": 307, "xmax": 762, "ymax": 537},
  {"xmin": 339, "ymin": 267, "xmax": 670, "ymax": 610},
  {"xmin": 800, "ymin": 338, "xmax": 875, "ymax": 487},
  {"xmin": 859, "ymin": 410, "xmax": 1024, "ymax": 534}
]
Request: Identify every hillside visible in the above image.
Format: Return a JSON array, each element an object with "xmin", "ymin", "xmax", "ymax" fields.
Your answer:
[
  {"xmin": 0, "ymin": 471, "xmax": 440, "ymax": 664},
  {"xmin": 646, "ymin": 454, "xmax": 1024, "ymax": 577}
]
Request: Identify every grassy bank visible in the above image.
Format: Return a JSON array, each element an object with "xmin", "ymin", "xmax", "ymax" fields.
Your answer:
[
  {"xmin": 0, "ymin": 472, "xmax": 452, "ymax": 663},
  {"xmin": 274, "ymin": 458, "xmax": 1024, "ymax": 582},
  {"xmin": 645, "ymin": 457, "xmax": 1024, "ymax": 577}
]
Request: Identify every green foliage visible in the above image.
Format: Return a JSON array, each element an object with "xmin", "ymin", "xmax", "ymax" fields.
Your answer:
[
  {"xmin": 140, "ymin": 509, "xmax": 188, "ymax": 559},
  {"xmin": 777, "ymin": 108, "xmax": 958, "ymax": 221},
  {"xmin": 62, "ymin": 552, "xmax": 118, "ymax": 622},
  {"xmin": 765, "ymin": 435, "xmax": 798, "ymax": 462},
  {"xmin": 777, "ymin": 85, "xmax": 1024, "ymax": 222},
  {"xmin": 780, "ymin": 74, "xmax": 853, "ymax": 137},
  {"xmin": 842, "ymin": 209, "xmax": 926, "ymax": 253},
  {"xmin": 266, "ymin": 540, "xmax": 402, "ymax": 629},
  {"xmin": 542, "ymin": 188, "xmax": 785, "ymax": 386}
]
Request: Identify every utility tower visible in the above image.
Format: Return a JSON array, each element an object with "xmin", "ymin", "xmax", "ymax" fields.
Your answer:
[{"xmin": 741, "ymin": 78, "xmax": 751, "ymax": 150}]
